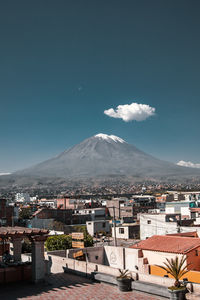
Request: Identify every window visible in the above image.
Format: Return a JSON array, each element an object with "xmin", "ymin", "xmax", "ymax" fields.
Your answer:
[
  {"xmin": 102, "ymin": 223, "xmax": 106, "ymax": 228},
  {"xmin": 147, "ymin": 220, "xmax": 151, "ymax": 224},
  {"xmin": 196, "ymin": 250, "xmax": 199, "ymax": 256},
  {"xmin": 119, "ymin": 228, "xmax": 124, "ymax": 234}
]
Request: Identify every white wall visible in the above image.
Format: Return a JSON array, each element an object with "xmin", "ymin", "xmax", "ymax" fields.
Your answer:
[
  {"xmin": 125, "ymin": 248, "xmax": 139, "ymax": 272},
  {"xmin": 165, "ymin": 207, "xmax": 174, "ymax": 214},
  {"xmin": 86, "ymin": 221, "xmax": 110, "ymax": 236},
  {"xmin": 47, "ymin": 246, "xmax": 139, "ymax": 274},
  {"xmin": 46, "ymin": 252, "xmax": 200, "ymax": 294},
  {"xmin": 140, "ymin": 214, "xmax": 200, "ymax": 240},
  {"xmin": 140, "ymin": 214, "xmax": 177, "ymax": 240},
  {"xmin": 181, "ymin": 206, "xmax": 190, "ymax": 217},
  {"xmin": 142, "ymin": 250, "xmax": 184, "ymax": 266},
  {"xmin": 112, "ymin": 226, "xmax": 129, "ymax": 239},
  {"xmin": 104, "ymin": 245, "xmax": 124, "ymax": 269}
]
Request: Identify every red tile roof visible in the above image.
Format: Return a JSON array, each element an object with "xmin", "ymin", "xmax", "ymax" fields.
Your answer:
[
  {"xmin": 167, "ymin": 231, "xmax": 198, "ymax": 238},
  {"xmin": 130, "ymin": 235, "xmax": 200, "ymax": 254},
  {"xmin": 190, "ymin": 208, "xmax": 200, "ymax": 212}
]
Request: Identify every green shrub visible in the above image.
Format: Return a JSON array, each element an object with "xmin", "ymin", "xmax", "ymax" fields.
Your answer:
[
  {"xmin": 45, "ymin": 232, "xmax": 93, "ymax": 251},
  {"xmin": 45, "ymin": 234, "xmax": 72, "ymax": 251},
  {"xmin": 84, "ymin": 233, "xmax": 93, "ymax": 247}
]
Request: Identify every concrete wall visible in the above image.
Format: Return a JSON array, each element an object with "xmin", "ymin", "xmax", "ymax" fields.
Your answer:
[
  {"xmin": 124, "ymin": 248, "xmax": 139, "ymax": 272},
  {"xmin": 139, "ymin": 213, "xmax": 200, "ymax": 240},
  {"xmin": 46, "ymin": 252, "xmax": 200, "ymax": 295},
  {"xmin": 47, "ymin": 250, "xmax": 66, "ymax": 257},
  {"xmin": 67, "ymin": 247, "xmax": 104, "ymax": 265},
  {"xmin": 30, "ymin": 217, "xmax": 54, "ymax": 230},
  {"xmin": 140, "ymin": 214, "xmax": 178, "ymax": 240},
  {"xmin": 112, "ymin": 226, "xmax": 129, "ymax": 239},
  {"xmin": 86, "ymin": 221, "xmax": 110, "ymax": 236},
  {"xmin": 67, "ymin": 246, "xmax": 139, "ymax": 272},
  {"xmin": 142, "ymin": 250, "xmax": 184, "ymax": 266},
  {"xmin": 112, "ymin": 225, "xmax": 139, "ymax": 239},
  {"xmin": 104, "ymin": 246, "xmax": 124, "ymax": 269}
]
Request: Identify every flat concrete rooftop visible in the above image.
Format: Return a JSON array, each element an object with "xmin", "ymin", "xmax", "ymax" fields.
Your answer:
[{"xmin": 0, "ymin": 272, "xmax": 165, "ymax": 300}]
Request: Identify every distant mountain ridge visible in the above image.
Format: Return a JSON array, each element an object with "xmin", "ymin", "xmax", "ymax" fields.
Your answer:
[{"xmin": 15, "ymin": 133, "xmax": 200, "ymax": 181}]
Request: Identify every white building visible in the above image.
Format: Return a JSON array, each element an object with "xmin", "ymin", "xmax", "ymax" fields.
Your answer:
[
  {"xmin": 165, "ymin": 199, "xmax": 200, "ymax": 219},
  {"xmin": 86, "ymin": 220, "xmax": 110, "ymax": 236},
  {"xmin": 74, "ymin": 208, "xmax": 106, "ymax": 221},
  {"xmin": 112, "ymin": 223, "xmax": 140, "ymax": 239},
  {"xmin": 140, "ymin": 213, "xmax": 200, "ymax": 240},
  {"xmin": 39, "ymin": 199, "xmax": 56, "ymax": 208},
  {"xmin": 140, "ymin": 213, "xmax": 178, "ymax": 240},
  {"xmin": 15, "ymin": 193, "xmax": 30, "ymax": 203}
]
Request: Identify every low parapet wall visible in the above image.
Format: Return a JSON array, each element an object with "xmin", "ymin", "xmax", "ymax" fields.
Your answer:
[
  {"xmin": 45, "ymin": 253, "xmax": 170, "ymax": 284},
  {"xmin": 46, "ymin": 253, "xmax": 200, "ymax": 294}
]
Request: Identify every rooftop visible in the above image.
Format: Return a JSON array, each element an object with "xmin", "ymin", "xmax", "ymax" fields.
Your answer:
[
  {"xmin": 0, "ymin": 226, "xmax": 48, "ymax": 238},
  {"xmin": 167, "ymin": 231, "xmax": 198, "ymax": 238},
  {"xmin": 0, "ymin": 272, "xmax": 164, "ymax": 300},
  {"xmin": 190, "ymin": 208, "xmax": 200, "ymax": 212},
  {"xmin": 130, "ymin": 235, "xmax": 200, "ymax": 254}
]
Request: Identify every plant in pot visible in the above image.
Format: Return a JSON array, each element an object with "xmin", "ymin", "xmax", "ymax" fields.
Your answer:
[
  {"xmin": 157, "ymin": 256, "xmax": 189, "ymax": 300},
  {"xmin": 116, "ymin": 269, "xmax": 132, "ymax": 292}
]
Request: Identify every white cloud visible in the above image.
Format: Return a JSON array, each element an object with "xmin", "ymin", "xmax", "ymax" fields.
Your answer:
[
  {"xmin": 177, "ymin": 160, "xmax": 200, "ymax": 168},
  {"xmin": 104, "ymin": 102, "xmax": 155, "ymax": 122},
  {"xmin": 0, "ymin": 172, "xmax": 11, "ymax": 176}
]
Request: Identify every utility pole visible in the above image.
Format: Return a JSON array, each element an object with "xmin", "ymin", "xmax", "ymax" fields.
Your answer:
[
  {"xmin": 107, "ymin": 206, "xmax": 118, "ymax": 247},
  {"xmin": 113, "ymin": 206, "xmax": 117, "ymax": 247}
]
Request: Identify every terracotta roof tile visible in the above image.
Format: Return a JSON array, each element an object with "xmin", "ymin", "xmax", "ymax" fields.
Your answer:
[
  {"xmin": 190, "ymin": 208, "xmax": 200, "ymax": 212},
  {"xmin": 167, "ymin": 232, "xmax": 198, "ymax": 238},
  {"xmin": 130, "ymin": 235, "xmax": 200, "ymax": 254}
]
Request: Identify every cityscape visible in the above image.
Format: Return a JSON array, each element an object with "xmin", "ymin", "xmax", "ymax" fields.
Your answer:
[{"xmin": 1, "ymin": 1, "xmax": 200, "ymax": 300}]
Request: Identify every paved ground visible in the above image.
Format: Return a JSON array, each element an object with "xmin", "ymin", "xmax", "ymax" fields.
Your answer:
[{"xmin": 0, "ymin": 272, "xmax": 166, "ymax": 300}]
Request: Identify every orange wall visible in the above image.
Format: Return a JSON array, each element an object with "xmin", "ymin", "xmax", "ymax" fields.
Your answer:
[
  {"xmin": 186, "ymin": 247, "xmax": 200, "ymax": 271},
  {"xmin": 150, "ymin": 265, "xmax": 200, "ymax": 284}
]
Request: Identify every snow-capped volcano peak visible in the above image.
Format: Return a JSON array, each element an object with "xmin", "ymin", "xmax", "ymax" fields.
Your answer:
[{"xmin": 94, "ymin": 133, "xmax": 125, "ymax": 143}]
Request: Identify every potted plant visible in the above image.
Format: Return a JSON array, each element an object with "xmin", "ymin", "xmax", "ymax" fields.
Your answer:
[
  {"xmin": 157, "ymin": 256, "xmax": 189, "ymax": 300},
  {"xmin": 116, "ymin": 269, "xmax": 132, "ymax": 291}
]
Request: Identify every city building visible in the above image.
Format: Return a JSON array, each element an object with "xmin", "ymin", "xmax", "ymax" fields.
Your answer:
[
  {"xmin": 140, "ymin": 212, "xmax": 200, "ymax": 240},
  {"xmin": 107, "ymin": 196, "xmax": 156, "ymax": 220},
  {"xmin": 112, "ymin": 223, "xmax": 140, "ymax": 239},
  {"xmin": 38, "ymin": 198, "xmax": 56, "ymax": 208},
  {"xmin": 0, "ymin": 199, "xmax": 18, "ymax": 226},
  {"xmin": 86, "ymin": 220, "xmax": 110, "ymax": 236},
  {"xmin": 15, "ymin": 193, "xmax": 30, "ymax": 203},
  {"xmin": 73, "ymin": 207, "xmax": 106, "ymax": 221},
  {"xmin": 131, "ymin": 234, "xmax": 200, "ymax": 271}
]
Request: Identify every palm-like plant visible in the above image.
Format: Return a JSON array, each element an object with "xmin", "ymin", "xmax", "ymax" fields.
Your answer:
[
  {"xmin": 117, "ymin": 269, "xmax": 131, "ymax": 279},
  {"xmin": 157, "ymin": 256, "xmax": 189, "ymax": 288}
]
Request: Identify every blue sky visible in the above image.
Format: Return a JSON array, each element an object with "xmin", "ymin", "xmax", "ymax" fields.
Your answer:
[{"xmin": 1, "ymin": 0, "xmax": 200, "ymax": 172}]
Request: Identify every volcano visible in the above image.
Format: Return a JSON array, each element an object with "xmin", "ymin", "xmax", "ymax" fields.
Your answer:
[{"xmin": 15, "ymin": 133, "xmax": 200, "ymax": 181}]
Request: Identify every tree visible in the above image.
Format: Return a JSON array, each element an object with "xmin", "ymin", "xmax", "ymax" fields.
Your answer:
[
  {"xmin": 45, "ymin": 231, "xmax": 93, "ymax": 251},
  {"xmin": 157, "ymin": 256, "xmax": 189, "ymax": 288},
  {"xmin": 84, "ymin": 233, "xmax": 93, "ymax": 247},
  {"xmin": 72, "ymin": 225, "xmax": 94, "ymax": 247},
  {"xmin": 45, "ymin": 234, "xmax": 72, "ymax": 251},
  {"xmin": 19, "ymin": 207, "xmax": 32, "ymax": 220}
]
